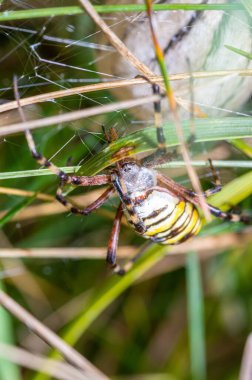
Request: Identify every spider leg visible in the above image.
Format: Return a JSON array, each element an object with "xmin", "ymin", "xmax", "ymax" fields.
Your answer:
[
  {"xmin": 25, "ymin": 128, "xmax": 111, "ymax": 187},
  {"xmin": 157, "ymin": 173, "xmax": 250, "ymax": 223},
  {"xmin": 181, "ymin": 159, "xmax": 222, "ymax": 199},
  {"xmin": 135, "ymin": 75, "xmax": 166, "ymax": 152},
  {"xmin": 207, "ymin": 205, "xmax": 250, "ymax": 223},
  {"xmin": 138, "ymin": 75, "xmax": 199, "ymax": 168},
  {"xmin": 114, "ymin": 241, "xmax": 153, "ymax": 276},
  {"xmin": 137, "ymin": 78, "xmax": 181, "ymax": 168},
  {"xmin": 106, "ymin": 203, "xmax": 124, "ymax": 274},
  {"xmin": 56, "ymin": 186, "xmax": 115, "ymax": 215},
  {"xmin": 157, "ymin": 171, "xmax": 220, "ymax": 200},
  {"xmin": 12, "ymin": 75, "xmax": 110, "ymax": 189},
  {"xmin": 152, "ymin": 83, "xmax": 166, "ymax": 154},
  {"xmin": 204, "ymin": 159, "xmax": 222, "ymax": 197},
  {"xmin": 140, "ymin": 81, "xmax": 178, "ymax": 167}
]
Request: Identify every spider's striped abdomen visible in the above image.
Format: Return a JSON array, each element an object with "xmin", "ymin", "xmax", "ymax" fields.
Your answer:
[
  {"xmin": 125, "ymin": 188, "xmax": 202, "ymax": 245},
  {"xmin": 112, "ymin": 162, "xmax": 201, "ymax": 245}
]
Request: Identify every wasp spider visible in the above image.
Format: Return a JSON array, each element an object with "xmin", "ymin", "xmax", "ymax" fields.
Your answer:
[{"xmin": 19, "ymin": 82, "xmax": 248, "ymax": 275}]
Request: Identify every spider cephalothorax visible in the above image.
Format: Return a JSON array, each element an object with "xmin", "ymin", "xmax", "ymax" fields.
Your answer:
[{"xmin": 112, "ymin": 162, "xmax": 157, "ymax": 194}]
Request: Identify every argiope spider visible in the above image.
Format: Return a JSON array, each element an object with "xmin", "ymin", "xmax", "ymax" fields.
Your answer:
[{"xmin": 19, "ymin": 82, "xmax": 248, "ymax": 275}]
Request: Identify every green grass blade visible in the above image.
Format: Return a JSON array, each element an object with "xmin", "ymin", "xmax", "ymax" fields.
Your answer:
[
  {"xmin": 225, "ymin": 45, "xmax": 252, "ymax": 60},
  {"xmin": 0, "ymin": 4, "xmax": 243, "ymax": 22},
  {"xmin": 186, "ymin": 251, "xmax": 206, "ymax": 380},
  {"xmin": 157, "ymin": 160, "xmax": 252, "ymax": 169},
  {"xmin": 76, "ymin": 118, "xmax": 252, "ymax": 176},
  {"xmin": 0, "ymin": 167, "xmax": 80, "ymax": 180},
  {"xmin": 0, "ymin": 160, "xmax": 251, "ymax": 182},
  {"xmin": 0, "ymin": 280, "xmax": 21, "ymax": 380},
  {"xmin": 1, "ymin": 117, "xmax": 250, "ymax": 181}
]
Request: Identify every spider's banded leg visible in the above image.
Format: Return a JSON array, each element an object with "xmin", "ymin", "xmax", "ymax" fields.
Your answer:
[
  {"xmin": 56, "ymin": 186, "xmax": 115, "ymax": 215},
  {"xmin": 134, "ymin": 75, "xmax": 164, "ymax": 151},
  {"xmin": 204, "ymin": 159, "xmax": 222, "ymax": 197},
  {"xmin": 157, "ymin": 173, "xmax": 250, "ymax": 223},
  {"xmin": 180, "ymin": 158, "xmax": 222, "ymax": 199},
  {"xmin": 14, "ymin": 77, "xmax": 111, "ymax": 188},
  {"xmin": 114, "ymin": 241, "xmax": 153, "ymax": 276},
  {"xmin": 208, "ymin": 204, "xmax": 250, "ymax": 223},
  {"xmin": 16, "ymin": 97, "xmax": 111, "ymax": 186},
  {"xmin": 157, "ymin": 172, "xmax": 221, "ymax": 202},
  {"xmin": 152, "ymin": 83, "xmax": 166, "ymax": 154},
  {"xmin": 25, "ymin": 127, "xmax": 111, "ymax": 186},
  {"xmin": 14, "ymin": 77, "xmax": 71, "ymax": 182},
  {"xmin": 141, "ymin": 83, "xmax": 176, "ymax": 167},
  {"xmin": 106, "ymin": 203, "xmax": 124, "ymax": 274}
]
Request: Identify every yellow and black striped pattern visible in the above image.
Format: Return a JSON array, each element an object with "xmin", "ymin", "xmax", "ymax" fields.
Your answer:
[{"xmin": 125, "ymin": 188, "xmax": 201, "ymax": 245}]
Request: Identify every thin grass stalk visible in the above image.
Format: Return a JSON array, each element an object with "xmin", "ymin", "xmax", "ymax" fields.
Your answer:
[
  {"xmin": 0, "ymin": 289, "xmax": 108, "ymax": 380},
  {"xmin": 1, "ymin": 69, "xmax": 251, "ymax": 114},
  {"xmin": 0, "ymin": 94, "xmax": 160, "ymax": 137},
  {"xmin": 0, "ymin": 280, "xmax": 21, "ymax": 380},
  {"xmin": 186, "ymin": 251, "xmax": 206, "ymax": 380},
  {"xmin": 0, "ymin": 343, "xmax": 90, "ymax": 380},
  {"xmin": 145, "ymin": 0, "xmax": 212, "ymax": 221},
  {"xmin": 0, "ymin": 4, "xmax": 244, "ymax": 22}
]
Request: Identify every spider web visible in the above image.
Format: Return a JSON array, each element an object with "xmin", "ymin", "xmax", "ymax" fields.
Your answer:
[{"xmin": 0, "ymin": 0, "xmax": 251, "ymax": 277}]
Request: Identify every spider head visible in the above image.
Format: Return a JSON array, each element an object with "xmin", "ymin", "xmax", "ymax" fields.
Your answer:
[{"xmin": 117, "ymin": 162, "xmax": 156, "ymax": 194}]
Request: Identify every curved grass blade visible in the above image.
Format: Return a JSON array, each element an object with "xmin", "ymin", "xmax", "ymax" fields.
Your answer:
[
  {"xmin": 76, "ymin": 118, "xmax": 252, "ymax": 176},
  {"xmin": 1, "ymin": 160, "xmax": 252, "ymax": 182},
  {"xmin": 1, "ymin": 118, "xmax": 250, "ymax": 181},
  {"xmin": 0, "ymin": 118, "xmax": 251, "ymax": 181},
  {"xmin": 225, "ymin": 45, "xmax": 252, "ymax": 60}
]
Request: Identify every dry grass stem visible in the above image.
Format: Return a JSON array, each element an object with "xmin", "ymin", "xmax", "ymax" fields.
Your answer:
[
  {"xmin": 239, "ymin": 333, "xmax": 252, "ymax": 380},
  {"xmin": 0, "ymin": 94, "xmax": 160, "ymax": 137},
  {"xmin": 0, "ymin": 190, "xmax": 119, "ymax": 221},
  {"xmin": 0, "ymin": 246, "xmax": 136, "ymax": 259},
  {"xmin": 0, "ymin": 186, "xmax": 54, "ymax": 201},
  {"xmin": 1, "ymin": 228, "xmax": 251, "ymax": 260},
  {"xmin": 141, "ymin": 228, "xmax": 252, "ymax": 281},
  {"xmin": 0, "ymin": 289, "xmax": 109, "ymax": 380},
  {"xmin": 23, "ymin": 292, "xmax": 91, "ymax": 352},
  {"xmin": 0, "ymin": 69, "xmax": 250, "ymax": 114},
  {"xmin": 168, "ymin": 228, "xmax": 252, "ymax": 256},
  {"xmin": 78, "ymin": 0, "xmax": 154, "ymax": 78},
  {"xmin": 145, "ymin": 0, "xmax": 211, "ymax": 221},
  {"xmin": 0, "ymin": 343, "xmax": 87, "ymax": 380}
]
